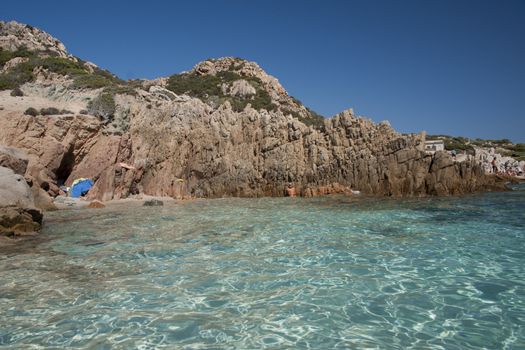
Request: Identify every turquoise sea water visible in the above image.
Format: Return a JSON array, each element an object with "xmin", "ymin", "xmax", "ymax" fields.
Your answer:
[{"xmin": 1, "ymin": 188, "xmax": 525, "ymax": 349}]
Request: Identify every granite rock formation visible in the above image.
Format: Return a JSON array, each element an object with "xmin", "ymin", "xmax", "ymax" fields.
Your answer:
[
  {"xmin": 0, "ymin": 21, "xmax": 504, "ymax": 203},
  {"xmin": 0, "ymin": 166, "xmax": 43, "ymax": 237},
  {"xmin": 0, "ymin": 21, "xmax": 70, "ymax": 58}
]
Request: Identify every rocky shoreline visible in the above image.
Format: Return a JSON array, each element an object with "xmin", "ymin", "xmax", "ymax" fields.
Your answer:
[{"xmin": 0, "ymin": 20, "xmax": 517, "ymax": 241}]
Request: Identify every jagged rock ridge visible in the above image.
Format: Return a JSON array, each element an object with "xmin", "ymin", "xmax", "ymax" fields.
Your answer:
[{"xmin": 0, "ymin": 21, "xmax": 503, "ymax": 204}]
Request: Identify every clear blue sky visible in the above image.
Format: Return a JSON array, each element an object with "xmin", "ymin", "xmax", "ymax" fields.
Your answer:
[{"xmin": 3, "ymin": 0, "xmax": 524, "ymax": 142}]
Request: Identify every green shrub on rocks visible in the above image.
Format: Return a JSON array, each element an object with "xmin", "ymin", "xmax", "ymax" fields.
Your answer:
[
  {"xmin": 40, "ymin": 107, "xmax": 60, "ymax": 115},
  {"xmin": 0, "ymin": 50, "xmax": 84, "ymax": 90},
  {"xmin": 24, "ymin": 107, "xmax": 38, "ymax": 116},
  {"xmin": 87, "ymin": 92, "xmax": 116, "ymax": 122},
  {"xmin": 0, "ymin": 48, "xmax": 135, "ymax": 94},
  {"xmin": 71, "ymin": 67, "xmax": 126, "ymax": 90},
  {"xmin": 0, "ymin": 60, "xmax": 34, "ymax": 90},
  {"xmin": 71, "ymin": 74, "xmax": 113, "ymax": 89},
  {"xmin": 282, "ymin": 107, "xmax": 325, "ymax": 130},
  {"xmin": 36, "ymin": 56, "xmax": 86, "ymax": 76},
  {"xmin": 0, "ymin": 47, "xmax": 33, "ymax": 68},
  {"xmin": 166, "ymin": 70, "xmax": 277, "ymax": 112},
  {"xmin": 167, "ymin": 72, "xmax": 222, "ymax": 99},
  {"xmin": 10, "ymin": 87, "xmax": 24, "ymax": 97}
]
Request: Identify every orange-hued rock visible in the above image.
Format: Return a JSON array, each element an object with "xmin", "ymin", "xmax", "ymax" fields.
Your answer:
[
  {"xmin": 86, "ymin": 200, "xmax": 105, "ymax": 209},
  {"xmin": 0, "ymin": 22, "xmax": 504, "ymax": 202},
  {"xmin": 0, "ymin": 103, "xmax": 503, "ymax": 201}
]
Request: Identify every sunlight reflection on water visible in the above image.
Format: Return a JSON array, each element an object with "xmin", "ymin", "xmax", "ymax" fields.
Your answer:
[{"xmin": 1, "ymin": 191, "xmax": 524, "ymax": 349}]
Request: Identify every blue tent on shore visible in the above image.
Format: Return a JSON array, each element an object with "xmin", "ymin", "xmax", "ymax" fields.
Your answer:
[{"xmin": 70, "ymin": 178, "xmax": 94, "ymax": 198}]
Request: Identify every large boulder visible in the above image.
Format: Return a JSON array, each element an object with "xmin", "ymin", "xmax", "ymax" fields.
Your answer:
[
  {"xmin": 0, "ymin": 166, "xmax": 43, "ymax": 237},
  {"xmin": 0, "ymin": 166, "xmax": 33, "ymax": 208}
]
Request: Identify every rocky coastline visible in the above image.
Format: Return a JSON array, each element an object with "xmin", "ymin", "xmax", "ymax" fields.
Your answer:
[{"xmin": 0, "ymin": 21, "xmax": 517, "ymax": 240}]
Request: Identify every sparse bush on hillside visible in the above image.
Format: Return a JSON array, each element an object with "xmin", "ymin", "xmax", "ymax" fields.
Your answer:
[
  {"xmin": 40, "ymin": 107, "xmax": 61, "ymax": 115},
  {"xmin": 506, "ymin": 143, "xmax": 525, "ymax": 161},
  {"xmin": 305, "ymin": 108, "xmax": 326, "ymax": 130},
  {"xmin": 87, "ymin": 92, "xmax": 116, "ymax": 122},
  {"xmin": 71, "ymin": 74, "xmax": 113, "ymax": 89},
  {"xmin": 0, "ymin": 50, "xmax": 85, "ymax": 90},
  {"xmin": 10, "ymin": 87, "xmax": 24, "ymax": 96},
  {"xmin": 282, "ymin": 107, "xmax": 325, "ymax": 130},
  {"xmin": 0, "ymin": 47, "xmax": 33, "ymax": 67},
  {"xmin": 0, "ymin": 60, "xmax": 34, "ymax": 90},
  {"xmin": 248, "ymin": 89, "xmax": 275, "ymax": 111},
  {"xmin": 291, "ymin": 96, "xmax": 303, "ymax": 106},
  {"xmin": 24, "ymin": 107, "xmax": 38, "ymax": 116},
  {"xmin": 426, "ymin": 135, "xmax": 524, "ymax": 158},
  {"xmin": 104, "ymin": 84, "xmax": 138, "ymax": 96},
  {"xmin": 79, "ymin": 109, "xmax": 88, "ymax": 115},
  {"xmin": 0, "ymin": 48, "xmax": 135, "ymax": 94},
  {"xmin": 166, "ymin": 69, "xmax": 278, "ymax": 112},
  {"xmin": 167, "ymin": 72, "xmax": 222, "ymax": 99},
  {"xmin": 36, "ymin": 56, "xmax": 87, "ymax": 76}
]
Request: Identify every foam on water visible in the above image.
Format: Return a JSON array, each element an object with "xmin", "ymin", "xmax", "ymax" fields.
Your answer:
[{"xmin": 1, "ymin": 190, "xmax": 524, "ymax": 349}]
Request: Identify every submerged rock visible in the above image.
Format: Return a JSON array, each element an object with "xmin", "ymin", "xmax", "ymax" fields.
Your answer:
[
  {"xmin": 0, "ymin": 207, "xmax": 42, "ymax": 237},
  {"xmin": 86, "ymin": 200, "xmax": 105, "ymax": 209},
  {"xmin": 143, "ymin": 199, "xmax": 164, "ymax": 207}
]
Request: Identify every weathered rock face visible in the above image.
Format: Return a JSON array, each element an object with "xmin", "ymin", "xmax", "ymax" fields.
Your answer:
[
  {"xmin": 0, "ymin": 22, "xmax": 503, "ymax": 201},
  {"xmin": 0, "ymin": 144, "xmax": 28, "ymax": 175},
  {"xmin": 0, "ymin": 166, "xmax": 43, "ymax": 237},
  {"xmin": 0, "ymin": 93, "xmax": 501, "ymax": 201},
  {"xmin": 0, "ymin": 166, "xmax": 33, "ymax": 208},
  {"xmin": 191, "ymin": 57, "xmax": 312, "ymax": 119},
  {"xmin": 474, "ymin": 147, "xmax": 525, "ymax": 175},
  {"xmin": 0, "ymin": 21, "xmax": 69, "ymax": 58},
  {"xmin": 0, "ymin": 113, "xmax": 102, "ymax": 195}
]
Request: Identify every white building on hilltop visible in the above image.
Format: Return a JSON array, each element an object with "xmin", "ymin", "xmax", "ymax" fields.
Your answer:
[{"xmin": 424, "ymin": 140, "xmax": 445, "ymax": 154}]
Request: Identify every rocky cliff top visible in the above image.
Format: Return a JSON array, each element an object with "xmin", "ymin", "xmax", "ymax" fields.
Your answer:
[
  {"xmin": 0, "ymin": 21, "xmax": 325, "ymax": 129},
  {"xmin": 0, "ymin": 21, "xmax": 70, "ymax": 58},
  {"xmin": 193, "ymin": 57, "xmax": 288, "ymax": 100},
  {"xmin": 0, "ymin": 21, "xmax": 505, "ymax": 205},
  {"xmin": 165, "ymin": 57, "xmax": 325, "ymax": 127}
]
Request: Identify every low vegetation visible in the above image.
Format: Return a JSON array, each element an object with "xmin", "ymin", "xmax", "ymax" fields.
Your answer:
[
  {"xmin": 166, "ymin": 70, "xmax": 277, "ymax": 112},
  {"xmin": 0, "ymin": 47, "xmax": 33, "ymax": 67},
  {"xmin": 23, "ymin": 107, "xmax": 74, "ymax": 116},
  {"xmin": 0, "ymin": 48, "xmax": 135, "ymax": 94},
  {"xmin": 427, "ymin": 134, "xmax": 525, "ymax": 160},
  {"xmin": 0, "ymin": 59, "xmax": 34, "ymax": 90},
  {"xmin": 24, "ymin": 107, "xmax": 38, "ymax": 116},
  {"xmin": 427, "ymin": 135, "xmax": 474, "ymax": 152},
  {"xmin": 87, "ymin": 92, "xmax": 116, "ymax": 122},
  {"xmin": 282, "ymin": 107, "xmax": 325, "ymax": 130},
  {"xmin": 166, "ymin": 64, "xmax": 326, "ymax": 129},
  {"xmin": 10, "ymin": 87, "xmax": 23, "ymax": 96},
  {"xmin": 71, "ymin": 74, "xmax": 113, "ymax": 89}
]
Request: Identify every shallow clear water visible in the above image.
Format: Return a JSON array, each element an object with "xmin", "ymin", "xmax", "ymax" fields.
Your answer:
[{"xmin": 1, "ymin": 189, "xmax": 525, "ymax": 349}]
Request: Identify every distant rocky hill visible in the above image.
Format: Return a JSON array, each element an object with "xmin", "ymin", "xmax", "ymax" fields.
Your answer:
[{"xmin": 0, "ymin": 20, "xmax": 504, "ymax": 209}]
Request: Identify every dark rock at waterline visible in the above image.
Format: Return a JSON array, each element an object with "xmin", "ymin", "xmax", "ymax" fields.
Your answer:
[
  {"xmin": 0, "ymin": 207, "xmax": 43, "ymax": 237},
  {"xmin": 143, "ymin": 199, "xmax": 164, "ymax": 206}
]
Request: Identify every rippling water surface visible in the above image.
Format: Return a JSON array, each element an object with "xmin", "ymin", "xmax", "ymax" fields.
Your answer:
[{"xmin": 1, "ymin": 189, "xmax": 525, "ymax": 349}]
